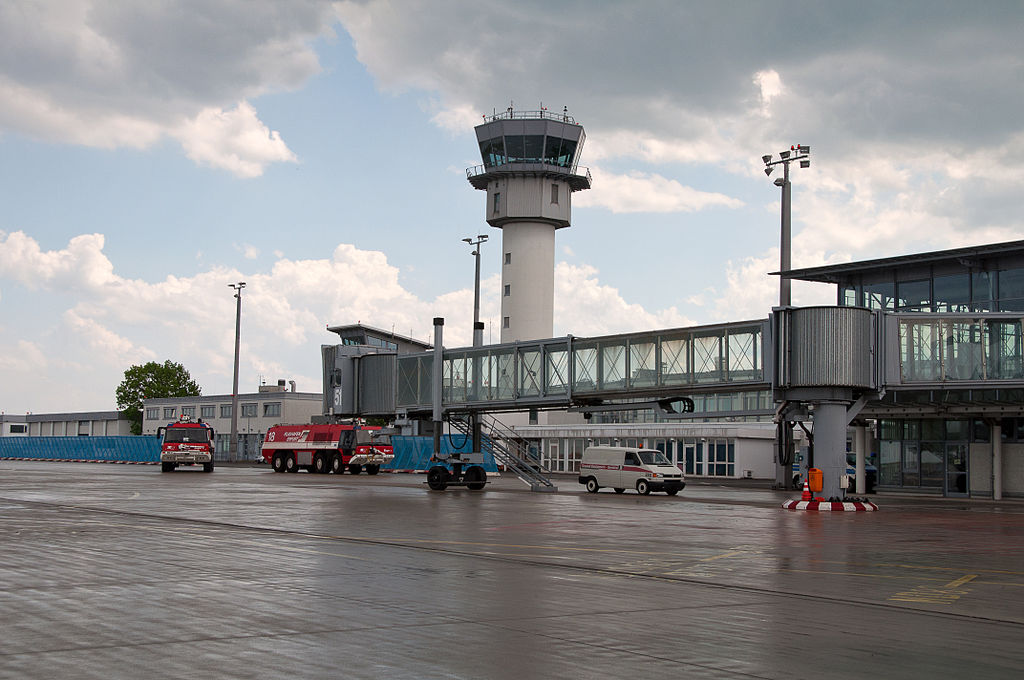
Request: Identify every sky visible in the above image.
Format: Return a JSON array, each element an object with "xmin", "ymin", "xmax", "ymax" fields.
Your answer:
[{"xmin": 1, "ymin": 1, "xmax": 1023, "ymax": 414}]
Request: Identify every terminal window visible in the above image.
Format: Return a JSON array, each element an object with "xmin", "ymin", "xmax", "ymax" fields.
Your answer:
[
  {"xmin": 504, "ymin": 284, "xmax": 510, "ymax": 296},
  {"xmin": 146, "ymin": 408, "xmax": 159, "ymax": 420},
  {"xmin": 163, "ymin": 407, "xmax": 176, "ymax": 419},
  {"xmin": 241, "ymin": 404, "xmax": 257, "ymax": 418},
  {"xmin": 551, "ymin": 183, "xmax": 559, "ymax": 204},
  {"xmin": 504, "ymin": 252, "xmax": 511, "ymax": 265},
  {"xmin": 263, "ymin": 402, "xmax": 281, "ymax": 417},
  {"xmin": 220, "ymin": 405, "xmax": 232, "ymax": 418},
  {"xmin": 201, "ymin": 406, "xmax": 215, "ymax": 418},
  {"xmin": 503, "ymin": 317, "xmax": 510, "ymax": 328}
]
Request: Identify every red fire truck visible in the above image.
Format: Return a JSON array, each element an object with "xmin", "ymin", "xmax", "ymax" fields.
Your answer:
[
  {"xmin": 261, "ymin": 423, "xmax": 394, "ymax": 475},
  {"xmin": 158, "ymin": 414, "xmax": 215, "ymax": 473}
]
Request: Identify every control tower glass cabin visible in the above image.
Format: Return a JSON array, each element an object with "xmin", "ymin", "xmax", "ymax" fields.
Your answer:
[{"xmin": 466, "ymin": 109, "xmax": 591, "ymax": 342}]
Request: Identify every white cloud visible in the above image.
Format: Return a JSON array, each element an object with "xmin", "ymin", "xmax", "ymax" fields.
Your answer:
[
  {"xmin": 176, "ymin": 102, "xmax": 297, "ymax": 177},
  {"xmin": 0, "ymin": 231, "xmax": 718, "ymax": 412},
  {"xmin": 0, "ymin": 340, "xmax": 47, "ymax": 372},
  {"xmin": 0, "ymin": 1, "xmax": 332, "ymax": 174},
  {"xmin": 554, "ymin": 262, "xmax": 694, "ymax": 336},
  {"xmin": 577, "ymin": 168, "xmax": 744, "ymax": 214}
]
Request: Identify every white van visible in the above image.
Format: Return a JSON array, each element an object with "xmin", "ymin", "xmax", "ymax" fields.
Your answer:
[{"xmin": 578, "ymin": 446, "xmax": 686, "ymax": 495}]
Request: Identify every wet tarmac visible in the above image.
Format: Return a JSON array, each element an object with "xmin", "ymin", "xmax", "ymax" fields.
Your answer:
[{"xmin": 1, "ymin": 461, "xmax": 1023, "ymax": 679}]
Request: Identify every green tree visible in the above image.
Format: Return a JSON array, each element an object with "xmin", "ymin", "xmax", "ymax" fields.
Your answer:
[{"xmin": 116, "ymin": 360, "xmax": 201, "ymax": 434}]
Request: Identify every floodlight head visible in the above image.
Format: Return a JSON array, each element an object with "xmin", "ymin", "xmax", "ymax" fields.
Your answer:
[
  {"xmin": 764, "ymin": 166, "xmax": 774, "ymax": 176},
  {"xmin": 762, "ymin": 154, "xmax": 772, "ymax": 164},
  {"xmin": 462, "ymin": 237, "xmax": 472, "ymax": 243},
  {"xmin": 479, "ymin": 234, "xmax": 488, "ymax": 241},
  {"xmin": 779, "ymin": 150, "xmax": 791, "ymax": 160},
  {"xmin": 774, "ymin": 177, "xmax": 785, "ymax": 187},
  {"xmin": 800, "ymin": 160, "xmax": 810, "ymax": 168}
]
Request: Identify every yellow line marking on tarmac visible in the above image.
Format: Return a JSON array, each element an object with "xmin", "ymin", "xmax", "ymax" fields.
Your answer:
[
  {"xmin": 699, "ymin": 550, "xmax": 746, "ymax": 562},
  {"xmin": 945, "ymin": 574, "xmax": 978, "ymax": 588}
]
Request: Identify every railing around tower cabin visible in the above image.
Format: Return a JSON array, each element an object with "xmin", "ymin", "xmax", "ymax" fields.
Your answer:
[
  {"xmin": 466, "ymin": 163, "xmax": 592, "ymax": 186},
  {"xmin": 482, "ymin": 109, "xmax": 578, "ymax": 124}
]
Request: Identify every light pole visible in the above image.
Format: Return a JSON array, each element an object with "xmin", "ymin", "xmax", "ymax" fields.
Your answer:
[
  {"xmin": 762, "ymin": 145, "xmax": 810, "ymax": 307},
  {"xmin": 463, "ymin": 234, "xmax": 488, "ymax": 348},
  {"xmin": 228, "ymin": 281, "xmax": 246, "ymax": 462},
  {"xmin": 763, "ymin": 146, "xmax": 809, "ymax": 490}
]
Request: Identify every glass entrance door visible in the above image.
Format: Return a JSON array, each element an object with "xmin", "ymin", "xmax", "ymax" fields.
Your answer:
[{"xmin": 945, "ymin": 443, "xmax": 968, "ymax": 496}]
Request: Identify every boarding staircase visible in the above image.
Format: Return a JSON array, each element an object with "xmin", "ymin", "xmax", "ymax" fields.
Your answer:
[{"xmin": 449, "ymin": 414, "xmax": 557, "ymax": 492}]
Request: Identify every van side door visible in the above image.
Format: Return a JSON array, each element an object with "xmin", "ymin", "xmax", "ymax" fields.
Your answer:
[{"xmin": 621, "ymin": 451, "xmax": 642, "ymax": 488}]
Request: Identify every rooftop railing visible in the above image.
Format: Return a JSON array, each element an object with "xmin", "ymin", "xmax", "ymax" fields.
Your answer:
[{"xmin": 481, "ymin": 109, "xmax": 578, "ymax": 124}]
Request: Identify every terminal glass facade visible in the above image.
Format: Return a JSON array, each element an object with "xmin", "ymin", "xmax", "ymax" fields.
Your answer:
[
  {"xmin": 840, "ymin": 266, "xmax": 1024, "ymax": 313},
  {"xmin": 540, "ymin": 435, "xmax": 735, "ymax": 477}
]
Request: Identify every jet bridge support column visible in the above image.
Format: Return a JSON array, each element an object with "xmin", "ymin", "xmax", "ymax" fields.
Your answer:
[{"xmin": 775, "ymin": 306, "xmax": 880, "ymax": 510}]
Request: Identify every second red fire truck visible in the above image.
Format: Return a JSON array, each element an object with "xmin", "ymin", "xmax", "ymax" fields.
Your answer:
[{"xmin": 261, "ymin": 423, "xmax": 394, "ymax": 474}]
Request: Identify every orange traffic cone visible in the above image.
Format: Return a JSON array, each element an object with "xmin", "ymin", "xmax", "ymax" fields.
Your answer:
[{"xmin": 801, "ymin": 479, "xmax": 812, "ymax": 501}]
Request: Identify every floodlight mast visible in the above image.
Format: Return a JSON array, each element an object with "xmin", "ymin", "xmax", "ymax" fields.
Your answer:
[
  {"xmin": 463, "ymin": 234, "xmax": 488, "ymax": 347},
  {"xmin": 762, "ymin": 145, "xmax": 810, "ymax": 307}
]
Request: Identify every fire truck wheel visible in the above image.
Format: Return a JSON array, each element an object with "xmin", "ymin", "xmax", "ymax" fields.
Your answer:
[
  {"xmin": 466, "ymin": 465, "xmax": 486, "ymax": 490},
  {"xmin": 271, "ymin": 454, "xmax": 286, "ymax": 473},
  {"xmin": 161, "ymin": 462, "xmax": 174, "ymax": 473},
  {"xmin": 365, "ymin": 464, "xmax": 380, "ymax": 475},
  {"xmin": 426, "ymin": 465, "xmax": 449, "ymax": 491},
  {"xmin": 348, "ymin": 464, "xmax": 363, "ymax": 475},
  {"xmin": 330, "ymin": 454, "xmax": 343, "ymax": 474},
  {"xmin": 203, "ymin": 463, "xmax": 214, "ymax": 473},
  {"xmin": 285, "ymin": 455, "xmax": 298, "ymax": 473},
  {"xmin": 313, "ymin": 454, "xmax": 329, "ymax": 474}
]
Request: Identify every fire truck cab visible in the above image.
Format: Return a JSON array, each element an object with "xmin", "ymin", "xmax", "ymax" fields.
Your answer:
[{"xmin": 157, "ymin": 414, "xmax": 215, "ymax": 473}]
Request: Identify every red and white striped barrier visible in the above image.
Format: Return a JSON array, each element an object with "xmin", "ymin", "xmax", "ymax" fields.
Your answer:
[{"xmin": 782, "ymin": 499, "xmax": 878, "ymax": 511}]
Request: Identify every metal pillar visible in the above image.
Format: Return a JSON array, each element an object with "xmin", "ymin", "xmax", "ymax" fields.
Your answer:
[
  {"xmin": 779, "ymin": 161, "xmax": 792, "ymax": 307},
  {"xmin": 811, "ymin": 402, "xmax": 848, "ymax": 499},
  {"xmin": 431, "ymin": 318, "xmax": 444, "ymax": 458},
  {"xmin": 854, "ymin": 424, "xmax": 868, "ymax": 495},
  {"xmin": 228, "ymin": 282, "xmax": 245, "ymax": 462},
  {"xmin": 993, "ymin": 421, "xmax": 1003, "ymax": 500}
]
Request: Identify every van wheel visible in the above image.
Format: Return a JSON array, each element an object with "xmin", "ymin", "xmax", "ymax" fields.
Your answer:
[
  {"xmin": 665, "ymin": 488, "xmax": 679, "ymax": 496},
  {"xmin": 585, "ymin": 478, "xmax": 600, "ymax": 493},
  {"xmin": 613, "ymin": 488, "xmax": 625, "ymax": 494},
  {"xmin": 636, "ymin": 479, "xmax": 651, "ymax": 495}
]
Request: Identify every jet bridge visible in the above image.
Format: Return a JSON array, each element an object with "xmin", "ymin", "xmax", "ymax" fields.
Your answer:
[{"xmin": 325, "ymin": 307, "xmax": 1024, "ymax": 497}]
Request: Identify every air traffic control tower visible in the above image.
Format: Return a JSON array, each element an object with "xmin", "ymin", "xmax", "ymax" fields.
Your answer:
[{"xmin": 467, "ymin": 107, "xmax": 591, "ymax": 343}]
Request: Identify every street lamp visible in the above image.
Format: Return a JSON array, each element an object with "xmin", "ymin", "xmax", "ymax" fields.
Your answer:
[
  {"xmin": 463, "ymin": 234, "xmax": 488, "ymax": 348},
  {"xmin": 763, "ymin": 144, "xmax": 810, "ymax": 307},
  {"xmin": 228, "ymin": 281, "xmax": 246, "ymax": 462}
]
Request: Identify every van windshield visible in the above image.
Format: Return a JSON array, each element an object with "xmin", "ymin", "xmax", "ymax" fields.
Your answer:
[{"xmin": 638, "ymin": 451, "xmax": 671, "ymax": 466}]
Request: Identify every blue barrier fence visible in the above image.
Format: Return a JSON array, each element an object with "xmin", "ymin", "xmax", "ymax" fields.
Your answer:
[
  {"xmin": 0, "ymin": 436, "xmax": 160, "ymax": 463},
  {"xmin": 386, "ymin": 435, "xmax": 498, "ymax": 473}
]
